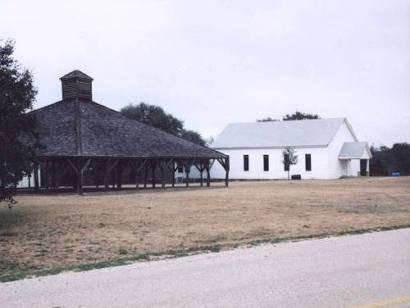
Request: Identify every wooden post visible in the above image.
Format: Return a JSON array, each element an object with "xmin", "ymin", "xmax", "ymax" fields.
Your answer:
[
  {"xmin": 134, "ymin": 159, "xmax": 148, "ymax": 190},
  {"xmin": 104, "ymin": 160, "xmax": 109, "ymax": 190},
  {"xmin": 135, "ymin": 160, "xmax": 139, "ymax": 189},
  {"xmin": 112, "ymin": 162, "xmax": 116, "ymax": 189},
  {"xmin": 78, "ymin": 169, "xmax": 83, "ymax": 194},
  {"xmin": 77, "ymin": 159, "xmax": 83, "ymax": 195},
  {"xmin": 95, "ymin": 161, "xmax": 99, "ymax": 189},
  {"xmin": 78, "ymin": 159, "xmax": 91, "ymax": 195},
  {"xmin": 225, "ymin": 157, "xmax": 230, "ymax": 187},
  {"xmin": 46, "ymin": 161, "xmax": 52, "ymax": 191},
  {"xmin": 185, "ymin": 166, "xmax": 189, "ymax": 187},
  {"xmin": 160, "ymin": 162, "xmax": 166, "ymax": 189},
  {"xmin": 205, "ymin": 163, "xmax": 211, "ymax": 187},
  {"xmin": 151, "ymin": 161, "xmax": 156, "ymax": 188},
  {"xmin": 217, "ymin": 157, "xmax": 230, "ymax": 187},
  {"xmin": 34, "ymin": 163, "xmax": 39, "ymax": 192},
  {"xmin": 116, "ymin": 162, "xmax": 123, "ymax": 190},
  {"xmin": 167, "ymin": 160, "xmax": 176, "ymax": 188},
  {"xmin": 101, "ymin": 159, "xmax": 119, "ymax": 191},
  {"xmin": 51, "ymin": 161, "xmax": 57, "ymax": 190},
  {"xmin": 144, "ymin": 166, "xmax": 148, "ymax": 188}
]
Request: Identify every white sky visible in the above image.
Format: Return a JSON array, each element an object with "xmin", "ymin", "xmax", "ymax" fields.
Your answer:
[{"xmin": 1, "ymin": 0, "xmax": 409, "ymax": 146}]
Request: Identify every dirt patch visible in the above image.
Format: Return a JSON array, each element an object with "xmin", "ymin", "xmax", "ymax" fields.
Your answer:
[{"xmin": 1, "ymin": 177, "xmax": 409, "ymax": 279}]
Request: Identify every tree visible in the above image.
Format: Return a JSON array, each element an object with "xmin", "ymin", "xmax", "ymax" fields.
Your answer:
[
  {"xmin": 283, "ymin": 111, "xmax": 320, "ymax": 121},
  {"xmin": 370, "ymin": 143, "xmax": 410, "ymax": 176},
  {"xmin": 120, "ymin": 102, "xmax": 206, "ymax": 146},
  {"xmin": 121, "ymin": 102, "xmax": 183, "ymax": 136},
  {"xmin": 0, "ymin": 40, "xmax": 37, "ymax": 205},
  {"xmin": 257, "ymin": 117, "xmax": 279, "ymax": 122},
  {"xmin": 180, "ymin": 129, "xmax": 206, "ymax": 146},
  {"xmin": 391, "ymin": 143, "xmax": 410, "ymax": 175},
  {"xmin": 283, "ymin": 147, "xmax": 298, "ymax": 180}
]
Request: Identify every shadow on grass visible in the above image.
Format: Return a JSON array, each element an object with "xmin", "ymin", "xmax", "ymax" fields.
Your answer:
[{"xmin": 0, "ymin": 207, "xmax": 28, "ymax": 233}]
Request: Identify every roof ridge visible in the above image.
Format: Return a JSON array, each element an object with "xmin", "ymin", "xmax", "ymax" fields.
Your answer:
[
  {"xmin": 227, "ymin": 118, "xmax": 345, "ymax": 126},
  {"xmin": 212, "ymin": 117, "xmax": 348, "ymax": 148}
]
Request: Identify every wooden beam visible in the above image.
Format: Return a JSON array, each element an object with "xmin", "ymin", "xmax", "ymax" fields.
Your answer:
[{"xmin": 81, "ymin": 159, "xmax": 91, "ymax": 173}]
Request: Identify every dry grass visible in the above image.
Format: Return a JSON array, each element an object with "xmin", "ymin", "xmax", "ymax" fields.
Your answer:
[{"xmin": 1, "ymin": 177, "xmax": 410, "ymax": 279}]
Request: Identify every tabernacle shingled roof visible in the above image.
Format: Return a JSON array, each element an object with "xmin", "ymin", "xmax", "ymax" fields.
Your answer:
[{"xmin": 30, "ymin": 100, "xmax": 225, "ymax": 159}]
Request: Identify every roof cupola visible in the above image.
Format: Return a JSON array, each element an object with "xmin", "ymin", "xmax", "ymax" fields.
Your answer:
[{"xmin": 60, "ymin": 70, "xmax": 93, "ymax": 101}]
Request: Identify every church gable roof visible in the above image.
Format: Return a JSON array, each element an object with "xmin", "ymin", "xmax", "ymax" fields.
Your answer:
[{"xmin": 212, "ymin": 118, "xmax": 351, "ymax": 149}]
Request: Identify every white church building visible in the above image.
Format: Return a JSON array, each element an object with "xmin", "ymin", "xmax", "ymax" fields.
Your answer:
[{"xmin": 192, "ymin": 118, "xmax": 371, "ymax": 180}]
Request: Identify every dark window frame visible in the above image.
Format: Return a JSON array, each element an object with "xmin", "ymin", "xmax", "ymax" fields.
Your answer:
[
  {"xmin": 305, "ymin": 154, "xmax": 312, "ymax": 171},
  {"xmin": 243, "ymin": 155, "xmax": 249, "ymax": 171},
  {"xmin": 263, "ymin": 154, "xmax": 269, "ymax": 171}
]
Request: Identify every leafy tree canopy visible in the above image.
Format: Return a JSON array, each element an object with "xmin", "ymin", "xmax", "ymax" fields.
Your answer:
[
  {"xmin": 0, "ymin": 40, "xmax": 37, "ymax": 204},
  {"xmin": 257, "ymin": 111, "xmax": 320, "ymax": 122},
  {"xmin": 283, "ymin": 111, "xmax": 320, "ymax": 121},
  {"xmin": 120, "ymin": 102, "xmax": 206, "ymax": 146},
  {"xmin": 180, "ymin": 129, "xmax": 206, "ymax": 146},
  {"xmin": 121, "ymin": 102, "xmax": 183, "ymax": 136},
  {"xmin": 370, "ymin": 143, "xmax": 410, "ymax": 176},
  {"xmin": 257, "ymin": 117, "xmax": 279, "ymax": 122}
]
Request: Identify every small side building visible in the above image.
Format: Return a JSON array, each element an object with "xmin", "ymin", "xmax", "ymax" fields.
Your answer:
[{"xmin": 203, "ymin": 118, "xmax": 371, "ymax": 180}]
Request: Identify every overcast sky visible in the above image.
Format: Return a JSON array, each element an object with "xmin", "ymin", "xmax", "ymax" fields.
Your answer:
[{"xmin": 1, "ymin": 0, "xmax": 409, "ymax": 146}]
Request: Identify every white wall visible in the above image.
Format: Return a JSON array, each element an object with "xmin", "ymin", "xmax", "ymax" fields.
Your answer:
[
  {"xmin": 208, "ymin": 147, "xmax": 330, "ymax": 179},
  {"xmin": 326, "ymin": 121, "xmax": 357, "ymax": 178}
]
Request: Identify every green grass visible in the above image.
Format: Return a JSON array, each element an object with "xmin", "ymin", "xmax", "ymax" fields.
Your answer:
[{"xmin": 1, "ymin": 224, "xmax": 409, "ymax": 283}]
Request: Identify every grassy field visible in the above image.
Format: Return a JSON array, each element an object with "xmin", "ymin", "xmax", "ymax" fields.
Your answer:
[{"xmin": 1, "ymin": 177, "xmax": 409, "ymax": 281}]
